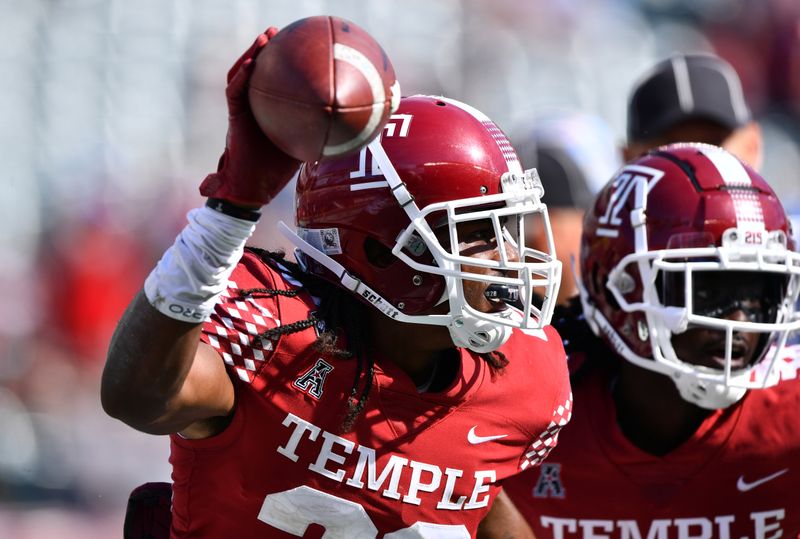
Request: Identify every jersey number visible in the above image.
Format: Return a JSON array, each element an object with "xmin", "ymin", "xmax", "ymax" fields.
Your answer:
[{"xmin": 259, "ymin": 486, "xmax": 469, "ymax": 538}]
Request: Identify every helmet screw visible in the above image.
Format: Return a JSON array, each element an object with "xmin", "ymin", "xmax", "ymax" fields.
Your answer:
[
  {"xmin": 637, "ymin": 320, "xmax": 649, "ymax": 341},
  {"xmin": 479, "ymin": 185, "xmax": 488, "ymax": 194},
  {"xmin": 412, "ymin": 275, "xmax": 423, "ymax": 286},
  {"xmin": 397, "ymin": 302, "xmax": 405, "ymax": 310},
  {"xmin": 614, "ymin": 272, "xmax": 635, "ymax": 295}
]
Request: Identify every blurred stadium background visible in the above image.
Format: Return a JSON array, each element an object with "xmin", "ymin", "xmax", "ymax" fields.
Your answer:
[{"xmin": 1, "ymin": 0, "xmax": 799, "ymax": 536}]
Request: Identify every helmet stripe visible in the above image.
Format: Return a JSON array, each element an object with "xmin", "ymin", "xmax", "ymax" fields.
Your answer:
[
  {"xmin": 435, "ymin": 96, "xmax": 523, "ymax": 175},
  {"xmin": 482, "ymin": 121, "xmax": 521, "ymax": 170},
  {"xmin": 698, "ymin": 145, "xmax": 765, "ymax": 230}
]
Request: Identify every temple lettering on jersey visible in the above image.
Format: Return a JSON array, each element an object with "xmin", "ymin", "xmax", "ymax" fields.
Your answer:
[
  {"xmin": 276, "ymin": 412, "xmax": 495, "ymax": 510},
  {"xmin": 539, "ymin": 510, "xmax": 785, "ymax": 539}
]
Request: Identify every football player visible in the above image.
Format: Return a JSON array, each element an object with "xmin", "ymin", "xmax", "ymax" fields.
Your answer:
[
  {"xmin": 101, "ymin": 28, "xmax": 572, "ymax": 538},
  {"xmin": 503, "ymin": 143, "xmax": 800, "ymax": 538}
]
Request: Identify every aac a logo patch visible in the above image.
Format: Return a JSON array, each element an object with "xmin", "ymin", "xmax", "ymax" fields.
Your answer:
[
  {"xmin": 293, "ymin": 359, "xmax": 334, "ymax": 399},
  {"xmin": 534, "ymin": 463, "xmax": 565, "ymax": 499}
]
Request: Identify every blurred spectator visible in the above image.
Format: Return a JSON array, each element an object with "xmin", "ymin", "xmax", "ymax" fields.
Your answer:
[
  {"xmin": 623, "ymin": 52, "xmax": 763, "ymax": 169},
  {"xmin": 42, "ymin": 218, "xmax": 150, "ymax": 366},
  {"xmin": 512, "ymin": 112, "xmax": 622, "ymax": 304}
]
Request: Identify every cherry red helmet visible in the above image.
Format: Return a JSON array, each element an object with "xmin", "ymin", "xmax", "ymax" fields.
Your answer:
[
  {"xmin": 279, "ymin": 95, "xmax": 562, "ymax": 352},
  {"xmin": 579, "ymin": 142, "xmax": 800, "ymax": 408}
]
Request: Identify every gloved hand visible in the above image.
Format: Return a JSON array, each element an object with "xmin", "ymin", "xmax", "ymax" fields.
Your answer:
[{"xmin": 200, "ymin": 28, "xmax": 301, "ymax": 208}]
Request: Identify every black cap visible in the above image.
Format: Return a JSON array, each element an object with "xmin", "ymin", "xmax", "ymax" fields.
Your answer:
[
  {"xmin": 533, "ymin": 147, "xmax": 594, "ymax": 209},
  {"xmin": 627, "ymin": 53, "xmax": 750, "ymax": 142}
]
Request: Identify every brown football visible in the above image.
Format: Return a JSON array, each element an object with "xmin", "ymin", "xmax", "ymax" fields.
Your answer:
[{"xmin": 248, "ymin": 16, "xmax": 400, "ymax": 163}]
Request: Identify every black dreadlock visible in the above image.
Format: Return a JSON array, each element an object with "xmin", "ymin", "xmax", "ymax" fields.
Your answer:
[
  {"xmin": 238, "ymin": 248, "xmax": 372, "ymax": 432},
  {"xmin": 241, "ymin": 247, "xmax": 507, "ymax": 431}
]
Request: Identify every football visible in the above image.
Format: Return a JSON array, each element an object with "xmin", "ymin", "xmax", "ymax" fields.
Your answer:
[{"xmin": 248, "ymin": 16, "xmax": 400, "ymax": 163}]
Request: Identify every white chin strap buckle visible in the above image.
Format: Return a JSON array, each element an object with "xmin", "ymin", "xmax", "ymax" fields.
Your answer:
[
  {"xmin": 676, "ymin": 378, "xmax": 747, "ymax": 410},
  {"xmin": 448, "ymin": 316, "xmax": 512, "ymax": 354}
]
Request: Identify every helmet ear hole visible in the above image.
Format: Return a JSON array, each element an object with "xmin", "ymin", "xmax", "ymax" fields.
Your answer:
[{"xmin": 364, "ymin": 237, "xmax": 395, "ymax": 269}]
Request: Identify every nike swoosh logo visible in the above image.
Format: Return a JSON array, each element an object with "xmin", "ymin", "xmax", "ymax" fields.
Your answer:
[
  {"xmin": 736, "ymin": 468, "xmax": 789, "ymax": 492},
  {"xmin": 467, "ymin": 426, "xmax": 507, "ymax": 445}
]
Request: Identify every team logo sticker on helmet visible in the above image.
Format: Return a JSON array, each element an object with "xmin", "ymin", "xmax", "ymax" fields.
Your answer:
[
  {"xmin": 348, "ymin": 112, "xmax": 413, "ymax": 180},
  {"xmin": 596, "ymin": 164, "xmax": 664, "ymax": 238},
  {"xmin": 384, "ymin": 113, "xmax": 412, "ymax": 137},
  {"xmin": 298, "ymin": 228, "xmax": 343, "ymax": 255}
]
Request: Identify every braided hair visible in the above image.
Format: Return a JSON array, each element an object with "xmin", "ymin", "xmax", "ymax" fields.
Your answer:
[{"xmin": 242, "ymin": 247, "xmax": 507, "ymax": 432}]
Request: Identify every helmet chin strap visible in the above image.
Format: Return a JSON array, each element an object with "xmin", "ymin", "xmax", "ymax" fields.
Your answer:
[
  {"xmin": 368, "ymin": 138, "xmax": 516, "ymax": 353},
  {"xmin": 448, "ymin": 315, "xmax": 513, "ymax": 354},
  {"xmin": 279, "ymin": 220, "xmax": 511, "ymax": 354},
  {"xmin": 673, "ymin": 376, "xmax": 747, "ymax": 409},
  {"xmin": 579, "ymin": 275, "xmax": 747, "ymax": 409}
]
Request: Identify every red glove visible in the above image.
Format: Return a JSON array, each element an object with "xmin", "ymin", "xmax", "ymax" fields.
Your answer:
[{"xmin": 200, "ymin": 28, "xmax": 301, "ymax": 207}]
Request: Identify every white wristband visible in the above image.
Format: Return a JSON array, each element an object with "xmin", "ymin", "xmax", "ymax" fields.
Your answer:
[{"xmin": 144, "ymin": 205, "xmax": 257, "ymax": 323}]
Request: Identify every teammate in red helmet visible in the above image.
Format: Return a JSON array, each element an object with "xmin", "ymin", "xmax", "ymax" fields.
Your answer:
[
  {"xmin": 504, "ymin": 142, "xmax": 800, "ymax": 538},
  {"xmin": 101, "ymin": 28, "xmax": 570, "ymax": 538}
]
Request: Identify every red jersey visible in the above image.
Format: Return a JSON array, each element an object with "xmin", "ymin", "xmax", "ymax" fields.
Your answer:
[
  {"xmin": 504, "ymin": 344, "xmax": 800, "ymax": 539},
  {"xmin": 169, "ymin": 251, "xmax": 572, "ymax": 538}
]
